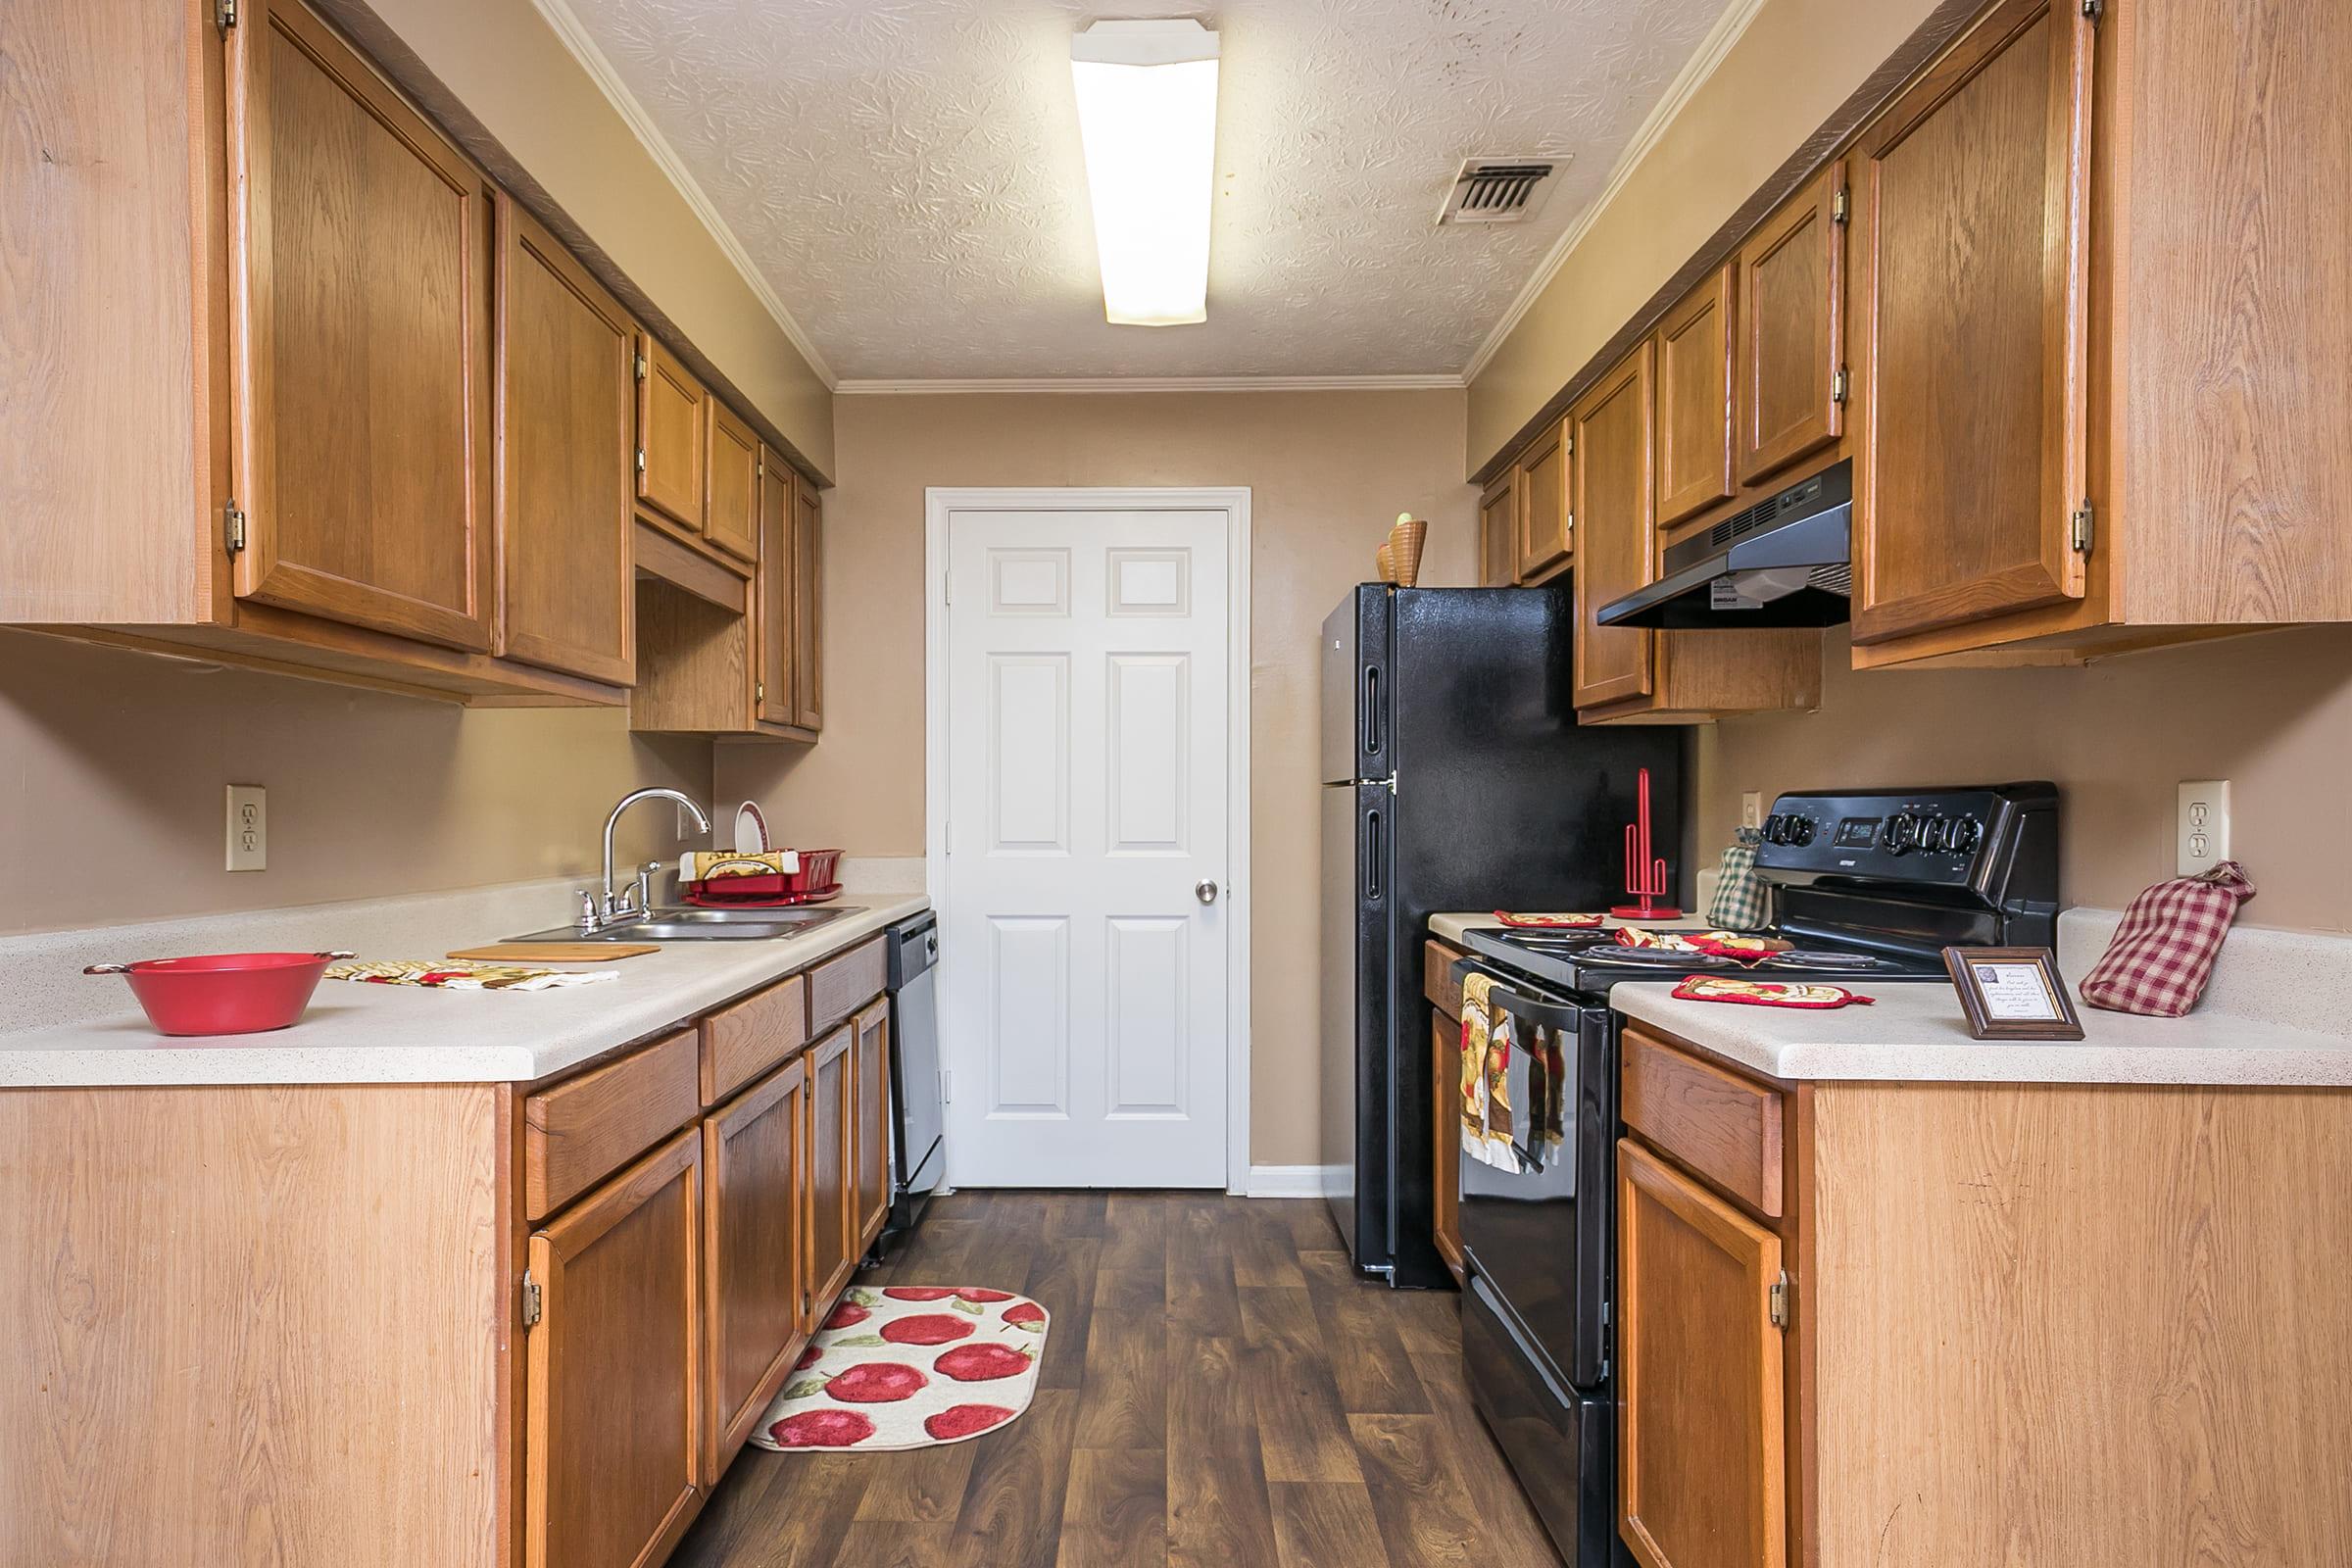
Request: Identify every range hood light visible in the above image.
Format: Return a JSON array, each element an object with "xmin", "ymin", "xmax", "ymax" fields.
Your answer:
[{"xmin": 1070, "ymin": 20, "xmax": 1220, "ymax": 327}]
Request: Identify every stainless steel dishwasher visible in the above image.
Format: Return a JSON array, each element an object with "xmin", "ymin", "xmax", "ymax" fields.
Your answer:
[{"xmin": 879, "ymin": 913, "xmax": 945, "ymax": 1252}]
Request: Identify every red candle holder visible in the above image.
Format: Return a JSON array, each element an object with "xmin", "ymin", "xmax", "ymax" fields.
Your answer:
[{"xmin": 1610, "ymin": 766, "xmax": 1683, "ymax": 919}]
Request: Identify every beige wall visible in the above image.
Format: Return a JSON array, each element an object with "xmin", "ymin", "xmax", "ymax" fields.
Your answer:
[
  {"xmin": 1466, "ymin": 0, "xmax": 1940, "ymax": 470},
  {"xmin": 0, "ymin": 629, "xmax": 710, "ymax": 937},
  {"xmin": 1694, "ymin": 626, "xmax": 2352, "ymax": 934},
  {"xmin": 355, "ymin": 0, "xmax": 835, "ymax": 476},
  {"xmin": 715, "ymin": 390, "xmax": 1479, "ymax": 1166}
]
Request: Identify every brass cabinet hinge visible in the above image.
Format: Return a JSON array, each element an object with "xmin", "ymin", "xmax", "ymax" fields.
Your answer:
[
  {"xmin": 1831, "ymin": 366, "xmax": 1850, "ymax": 405},
  {"xmin": 520, "ymin": 1270, "xmax": 543, "ymax": 1330},
  {"xmin": 222, "ymin": 501, "xmax": 248, "ymax": 556},
  {"xmin": 1768, "ymin": 1271, "xmax": 1791, "ymax": 1331},
  {"xmin": 633, "ymin": 353, "xmax": 649, "ymax": 382},
  {"xmin": 1832, "ymin": 185, "xmax": 1850, "ymax": 225},
  {"xmin": 635, "ymin": 448, "xmax": 648, "ymax": 475},
  {"xmin": 2082, "ymin": 0, "xmax": 2104, "ymax": 22},
  {"xmin": 1564, "ymin": 511, "xmax": 1575, "ymax": 534},
  {"xmin": 216, "ymin": 0, "xmax": 238, "ymax": 32},
  {"xmin": 2070, "ymin": 500, "xmax": 2095, "ymax": 556},
  {"xmin": 1562, "ymin": 434, "xmax": 1574, "ymax": 457},
  {"xmin": 756, "ymin": 680, "xmax": 765, "ymax": 703}
]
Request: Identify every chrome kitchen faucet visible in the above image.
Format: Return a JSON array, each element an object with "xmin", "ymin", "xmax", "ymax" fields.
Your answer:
[{"xmin": 586, "ymin": 788, "xmax": 713, "ymax": 931}]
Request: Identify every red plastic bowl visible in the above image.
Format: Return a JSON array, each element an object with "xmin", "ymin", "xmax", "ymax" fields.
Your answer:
[{"xmin": 83, "ymin": 951, "xmax": 352, "ymax": 1037}]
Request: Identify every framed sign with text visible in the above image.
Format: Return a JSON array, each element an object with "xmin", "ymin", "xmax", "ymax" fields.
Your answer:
[{"xmin": 1941, "ymin": 947, "xmax": 2085, "ymax": 1041}]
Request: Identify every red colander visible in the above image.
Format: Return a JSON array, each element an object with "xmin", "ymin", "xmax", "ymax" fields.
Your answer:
[{"xmin": 83, "ymin": 951, "xmax": 354, "ymax": 1037}]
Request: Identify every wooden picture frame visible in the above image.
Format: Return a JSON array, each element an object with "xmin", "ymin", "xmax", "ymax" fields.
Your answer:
[{"xmin": 1941, "ymin": 947, "xmax": 2085, "ymax": 1040}]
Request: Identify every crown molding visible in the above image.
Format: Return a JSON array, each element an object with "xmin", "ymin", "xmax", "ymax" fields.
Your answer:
[
  {"xmin": 1459, "ymin": 0, "xmax": 1767, "ymax": 386},
  {"xmin": 529, "ymin": 0, "xmax": 838, "ymax": 390},
  {"xmin": 835, "ymin": 373, "xmax": 1467, "ymax": 396}
]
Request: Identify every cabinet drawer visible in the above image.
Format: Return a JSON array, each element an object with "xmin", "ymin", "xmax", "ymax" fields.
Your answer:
[
  {"xmin": 701, "ymin": 974, "xmax": 808, "ymax": 1104},
  {"xmin": 1621, "ymin": 1024, "xmax": 1785, "ymax": 1218},
  {"xmin": 806, "ymin": 935, "xmax": 886, "ymax": 1039},
  {"xmin": 525, "ymin": 1030, "xmax": 701, "ymax": 1220},
  {"xmin": 1425, "ymin": 938, "xmax": 1466, "ymax": 1019}
]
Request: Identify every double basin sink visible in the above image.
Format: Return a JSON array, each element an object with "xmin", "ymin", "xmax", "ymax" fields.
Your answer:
[{"xmin": 508, "ymin": 906, "xmax": 865, "ymax": 944}]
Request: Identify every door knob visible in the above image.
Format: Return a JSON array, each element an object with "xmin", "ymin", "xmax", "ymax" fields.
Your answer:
[{"xmin": 1195, "ymin": 879, "xmax": 1220, "ymax": 905}]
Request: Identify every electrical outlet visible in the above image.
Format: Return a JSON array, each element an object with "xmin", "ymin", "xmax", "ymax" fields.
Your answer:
[
  {"xmin": 225, "ymin": 784, "xmax": 268, "ymax": 872},
  {"xmin": 1740, "ymin": 792, "xmax": 1764, "ymax": 830},
  {"xmin": 2177, "ymin": 780, "xmax": 2230, "ymax": 876}
]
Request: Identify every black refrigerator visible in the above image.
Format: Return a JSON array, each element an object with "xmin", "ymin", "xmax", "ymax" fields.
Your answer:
[{"xmin": 1318, "ymin": 583, "xmax": 1682, "ymax": 1288}]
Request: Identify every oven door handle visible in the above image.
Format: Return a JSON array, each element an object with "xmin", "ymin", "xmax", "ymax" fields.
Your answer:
[{"xmin": 1448, "ymin": 957, "xmax": 1589, "ymax": 1031}]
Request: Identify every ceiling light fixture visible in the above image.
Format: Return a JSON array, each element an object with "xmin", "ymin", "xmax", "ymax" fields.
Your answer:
[{"xmin": 1069, "ymin": 19, "xmax": 1220, "ymax": 327}]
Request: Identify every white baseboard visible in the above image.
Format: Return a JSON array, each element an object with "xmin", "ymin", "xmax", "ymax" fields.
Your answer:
[{"xmin": 1242, "ymin": 1163, "xmax": 1334, "ymax": 1199}]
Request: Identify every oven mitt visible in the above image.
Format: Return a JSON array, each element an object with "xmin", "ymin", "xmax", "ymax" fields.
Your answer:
[{"xmin": 1457, "ymin": 973, "xmax": 1518, "ymax": 1172}]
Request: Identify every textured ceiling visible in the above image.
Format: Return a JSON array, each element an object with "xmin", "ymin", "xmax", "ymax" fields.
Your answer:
[{"xmin": 559, "ymin": 0, "xmax": 1730, "ymax": 379}]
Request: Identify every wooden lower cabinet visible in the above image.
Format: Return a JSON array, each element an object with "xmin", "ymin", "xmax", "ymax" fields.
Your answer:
[
  {"xmin": 525, "ymin": 1130, "xmax": 704, "ymax": 1568},
  {"xmin": 852, "ymin": 998, "xmax": 892, "ymax": 1251},
  {"xmin": 805, "ymin": 1024, "xmax": 859, "ymax": 1327},
  {"xmin": 1617, "ymin": 1137, "xmax": 1787, "ymax": 1568},
  {"xmin": 702, "ymin": 1056, "xmax": 809, "ymax": 1476},
  {"xmin": 1423, "ymin": 937, "xmax": 1468, "ymax": 1283}
]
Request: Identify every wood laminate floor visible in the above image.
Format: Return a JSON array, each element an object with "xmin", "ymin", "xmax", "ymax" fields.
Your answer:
[{"xmin": 671, "ymin": 1191, "xmax": 1565, "ymax": 1568}]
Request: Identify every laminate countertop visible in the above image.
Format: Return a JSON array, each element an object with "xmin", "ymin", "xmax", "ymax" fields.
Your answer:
[{"xmin": 0, "ymin": 883, "xmax": 929, "ymax": 1089}]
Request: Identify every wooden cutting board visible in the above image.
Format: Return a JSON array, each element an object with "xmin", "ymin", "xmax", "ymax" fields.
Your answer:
[{"xmin": 445, "ymin": 942, "xmax": 661, "ymax": 962}]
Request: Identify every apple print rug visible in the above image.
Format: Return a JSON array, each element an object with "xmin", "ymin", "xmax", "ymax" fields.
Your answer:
[{"xmin": 750, "ymin": 1285, "xmax": 1051, "ymax": 1452}]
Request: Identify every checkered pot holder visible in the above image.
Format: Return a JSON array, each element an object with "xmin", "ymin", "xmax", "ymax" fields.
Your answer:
[
  {"xmin": 1707, "ymin": 826, "xmax": 1767, "ymax": 932},
  {"xmin": 2079, "ymin": 860, "xmax": 2256, "ymax": 1017}
]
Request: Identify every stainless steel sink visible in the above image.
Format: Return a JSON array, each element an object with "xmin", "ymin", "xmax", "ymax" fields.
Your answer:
[{"xmin": 504, "ymin": 906, "xmax": 863, "ymax": 944}]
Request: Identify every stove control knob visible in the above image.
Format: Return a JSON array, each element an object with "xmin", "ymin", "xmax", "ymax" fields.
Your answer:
[
  {"xmin": 1762, "ymin": 813, "xmax": 1786, "ymax": 845},
  {"xmin": 1919, "ymin": 815, "xmax": 1948, "ymax": 852},
  {"xmin": 1789, "ymin": 816, "xmax": 1815, "ymax": 846},
  {"xmin": 1947, "ymin": 815, "xmax": 1983, "ymax": 855},
  {"xmin": 1885, "ymin": 812, "xmax": 1921, "ymax": 855}
]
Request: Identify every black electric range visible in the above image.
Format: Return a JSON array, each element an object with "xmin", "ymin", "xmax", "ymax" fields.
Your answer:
[{"xmin": 1447, "ymin": 783, "xmax": 2059, "ymax": 1568}]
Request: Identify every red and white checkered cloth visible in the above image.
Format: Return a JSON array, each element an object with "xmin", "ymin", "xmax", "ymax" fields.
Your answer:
[{"xmin": 2079, "ymin": 861, "xmax": 2256, "ymax": 1017}]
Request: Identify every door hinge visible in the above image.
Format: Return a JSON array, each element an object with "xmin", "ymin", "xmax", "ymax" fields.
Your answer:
[
  {"xmin": 216, "ymin": 0, "xmax": 237, "ymax": 31},
  {"xmin": 943, "ymin": 571, "xmax": 952, "ymax": 606},
  {"xmin": 756, "ymin": 680, "xmax": 766, "ymax": 703},
  {"xmin": 520, "ymin": 1270, "xmax": 543, "ymax": 1329},
  {"xmin": 2070, "ymin": 500, "xmax": 2095, "ymax": 556},
  {"xmin": 634, "ymin": 353, "xmax": 649, "ymax": 382},
  {"xmin": 2081, "ymin": 0, "xmax": 2104, "ymax": 23},
  {"xmin": 222, "ymin": 501, "xmax": 248, "ymax": 556},
  {"xmin": 939, "ymin": 1068, "xmax": 953, "ymax": 1104},
  {"xmin": 1831, "ymin": 366, "xmax": 1850, "ymax": 405},
  {"xmin": 1832, "ymin": 185, "xmax": 1850, "ymax": 225},
  {"xmin": 1563, "ymin": 510, "xmax": 1575, "ymax": 534},
  {"xmin": 1562, "ymin": 434, "xmax": 1574, "ymax": 458},
  {"xmin": 1768, "ymin": 1271, "xmax": 1791, "ymax": 1331},
  {"xmin": 635, "ymin": 447, "xmax": 648, "ymax": 475}
]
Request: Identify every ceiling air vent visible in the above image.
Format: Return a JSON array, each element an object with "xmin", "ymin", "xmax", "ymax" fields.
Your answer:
[{"xmin": 1437, "ymin": 157, "xmax": 1562, "ymax": 225}]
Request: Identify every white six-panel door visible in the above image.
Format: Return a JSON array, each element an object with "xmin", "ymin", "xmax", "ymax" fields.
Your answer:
[{"xmin": 940, "ymin": 505, "xmax": 1231, "ymax": 1187}]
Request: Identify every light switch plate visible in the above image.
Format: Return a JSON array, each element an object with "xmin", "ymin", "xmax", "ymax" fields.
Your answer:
[
  {"xmin": 1740, "ymin": 792, "xmax": 1764, "ymax": 830},
  {"xmin": 225, "ymin": 784, "xmax": 267, "ymax": 872},
  {"xmin": 2177, "ymin": 780, "xmax": 2229, "ymax": 876}
]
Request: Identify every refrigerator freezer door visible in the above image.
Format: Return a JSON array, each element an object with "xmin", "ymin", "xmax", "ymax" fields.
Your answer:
[{"xmin": 1320, "ymin": 586, "xmax": 1390, "ymax": 786}]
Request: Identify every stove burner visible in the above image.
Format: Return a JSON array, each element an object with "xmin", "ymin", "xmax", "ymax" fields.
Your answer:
[
  {"xmin": 1763, "ymin": 949, "xmax": 1891, "ymax": 971},
  {"xmin": 1585, "ymin": 947, "xmax": 1734, "ymax": 968}
]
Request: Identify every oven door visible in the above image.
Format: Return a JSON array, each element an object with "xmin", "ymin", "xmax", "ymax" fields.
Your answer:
[{"xmin": 1451, "ymin": 959, "xmax": 1615, "ymax": 1393}]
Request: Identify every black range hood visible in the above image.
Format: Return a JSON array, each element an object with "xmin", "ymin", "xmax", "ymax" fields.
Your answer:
[{"xmin": 1597, "ymin": 460, "xmax": 1852, "ymax": 629}]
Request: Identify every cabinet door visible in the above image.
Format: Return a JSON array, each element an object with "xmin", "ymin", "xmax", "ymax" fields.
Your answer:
[
  {"xmin": 494, "ymin": 196, "xmax": 634, "ymax": 686},
  {"xmin": 755, "ymin": 448, "xmax": 799, "ymax": 728},
  {"xmin": 636, "ymin": 335, "xmax": 706, "ymax": 531},
  {"xmin": 852, "ymin": 999, "xmax": 892, "ymax": 1251},
  {"xmin": 226, "ymin": 0, "xmax": 493, "ymax": 652},
  {"xmin": 1735, "ymin": 162, "xmax": 1846, "ymax": 486},
  {"xmin": 525, "ymin": 1131, "xmax": 702, "ymax": 1568},
  {"xmin": 1850, "ymin": 0, "xmax": 2093, "ymax": 645},
  {"xmin": 1517, "ymin": 419, "xmax": 1572, "ymax": 581},
  {"xmin": 791, "ymin": 476, "xmax": 824, "ymax": 732},
  {"xmin": 1618, "ymin": 1138, "xmax": 1786, "ymax": 1568},
  {"xmin": 1432, "ymin": 1013, "xmax": 1462, "ymax": 1280},
  {"xmin": 1477, "ymin": 475, "xmax": 1520, "ymax": 586},
  {"xmin": 703, "ymin": 1057, "xmax": 808, "ymax": 1476},
  {"xmin": 1570, "ymin": 343, "xmax": 1657, "ymax": 710},
  {"xmin": 1656, "ymin": 266, "xmax": 1737, "ymax": 526},
  {"xmin": 804, "ymin": 1025, "xmax": 856, "ymax": 1327},
  {"xmin": 705, "ymin": 403, "xmax": 761, "ymax": 564}
]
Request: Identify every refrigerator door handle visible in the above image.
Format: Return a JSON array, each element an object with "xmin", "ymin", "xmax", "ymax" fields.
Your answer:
[
  {"xmin": 1360, "ymin": 664, "xmax": 1383, "ymax": 760},
  {"xmin": 1364, "ymin": 804, "xmax": 1384, "ymax": 902}
]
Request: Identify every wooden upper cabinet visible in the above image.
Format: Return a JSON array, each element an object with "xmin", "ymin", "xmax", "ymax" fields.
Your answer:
[
  {"xmin": 1618, "ymin": 1137, "xmax": 1787, "ymax": 1568},
  {"xmin": 1850, "ymin": 0, "xmax": 2093, "ymax": 646},
  {"xmin": 1570, "ymin": 343, "xmax": 1658, "ymax": 711},
  {"xmin": 524, "ymin": 1130, "xmax": 703, "ymax": 1568},
  {"xmin": 1736, "ymin": 161, "xmax": 1847, "ymax": 487},
  {"xmin": 792, "ymin": 476, "xmax": 824, "ymax": 733},
  {"xmin": 1477, "ymin": 474, "xmax": 1520, "ymax": 587},
  {"xmin": 703, "ymin": 1058, "xmax": 808, "ymax": 1477},
  {"xmin": 226, "ymin": 0, "xmax": 493, "ymax": 652},
  {"xmin": 804, "ymin": 1024, "xmax": 857, "ymax": 1329},
  {"xmin": 852, "ymin": 1000, "xmax": 891, "ymax": 1252},
  {"xmin": 494, "ymin": 196, "xmax": 635, "ymax": 688},
  {"xmin": 1655, "ymin": 266, "xmax": 1737, "ymax": 528},
  {"xmin": 756, "ymin": 449, "xmax": 800, "ymax": 730},
  {"xmin": 1517, "ymin": 418, "xmax": 1572, "ymax": 582},
  {"xmin": 636, "ymin": 335, "xmax": 707, "ymax": 532},
  {"xmin": 705, "ymin": 403, "xmax": 761, "ymax": 564}
]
